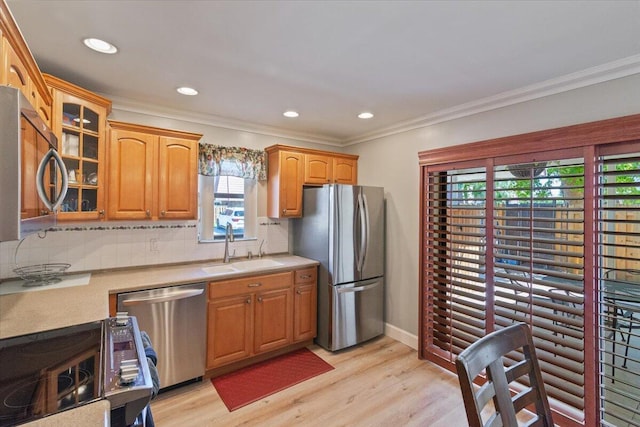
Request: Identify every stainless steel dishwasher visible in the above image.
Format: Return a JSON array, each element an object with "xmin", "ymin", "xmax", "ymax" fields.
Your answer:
[{"xmin": 117, "ymin": 282, "xmax": 206, "ymax": 390}]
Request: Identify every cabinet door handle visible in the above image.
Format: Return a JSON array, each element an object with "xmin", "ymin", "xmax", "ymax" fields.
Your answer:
[
  {"xmin": 299, "ymin": 275, "xmax": 312, "ymax": 279},
  {"xmin": 248, "ymin": 283, "xmax": 262, "ymax": 288},
  {"xmin": 161, "ymin": 210, "xmax": 166, "ymax": 216},
  {"xmin": 146, "ymin": 210, "xmax": 151, "ymax": 218},
  {"xmin": 245, "ymin": 298, "xmax": 251, "ymax": 304},
  {"xmin": 296, "ymin": 290, "xmax": 302, "ymax": 295},
  {"xmin": 99, "ymin": 210, "xmax": 105, "ymax": 216},
  {"xmin": 257, "ymin": 296, "xmax": 263, "ymax": 302},
  {"xmin": 282, "ymin": 209, "xmax": 286, "ymax": 215}
]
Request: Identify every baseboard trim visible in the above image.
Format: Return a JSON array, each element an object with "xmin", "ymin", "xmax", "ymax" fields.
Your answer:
[{"xmin": 384, "ymin": 323, "xmax": 418, "ymax": 350}]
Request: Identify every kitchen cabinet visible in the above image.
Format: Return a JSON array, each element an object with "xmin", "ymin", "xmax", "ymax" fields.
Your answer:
[
  {"xmin": 44, "ymin": 74, "xmax": 112, "ymax": 220},
  {"xmin": 266, "ymin": 148, "xmax": 304, "ymax": 218},
  {"xmin": 207, "ymin": 271, "xmax": 293, "ymax": 369},
  {"xmin": 266, "ymin": 144, "xmax": 358, "ymax": 218},
  {"xmin": 207, "ymin": 266, "xmax": 317, "ymax": 370},
  {"xmin": 294, "ymin": 267, "xmax": 318, "ymax": 342},
  {"xmin": 107, "ymin": 121, "xmax": 201, "ymax": 220},
  {"xmin": 304, "ymin": 153, "xmax": 358, "ymax": 185},
  {"xmin": 0, "ymin": 2, "xmax": 52, "ymax": 125}
]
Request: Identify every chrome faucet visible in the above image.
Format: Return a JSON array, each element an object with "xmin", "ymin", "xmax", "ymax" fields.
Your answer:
[
  {"xmin": 258, "ymin": 239, "xmax": 265, "ymax": 258},
  {"xmin": 223, "ymin": 223, "xmax": 234, "ymax": 263}
]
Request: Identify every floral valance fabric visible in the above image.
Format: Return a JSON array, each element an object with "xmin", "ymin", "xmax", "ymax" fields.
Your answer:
[{"xmin": 199, "ymin": 144, "xmax": 267, "ymax": 181}]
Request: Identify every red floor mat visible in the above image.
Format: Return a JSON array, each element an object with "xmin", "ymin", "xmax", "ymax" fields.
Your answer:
[{"xmin": 211, "ymin": 347, "xmax": 334, "ymax": 411}]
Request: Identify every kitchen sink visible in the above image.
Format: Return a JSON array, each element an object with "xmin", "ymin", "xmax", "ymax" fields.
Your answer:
[
  {"xmin": 201, "ymin": 265, "xmax": 240, "ymax": 275},
  {"xmin": 202, "ymin": 258, "xmax": 285, "ymax": 276},
  {"xmin": 231, "ymin": 258, "xmax": 284, "ymax": 270}
]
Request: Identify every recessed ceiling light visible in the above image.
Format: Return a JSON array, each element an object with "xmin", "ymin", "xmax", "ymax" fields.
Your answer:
[
  {"xmin": 83, "ymin": 38, "xmax": 117, "ymax": 54},
  {"xmin": 283, "ymin": 111, "xmax": 299, "ymax": 118},
  {"xmin": 358, "ymin": 112, "xmax": 374, "ymax": 119},
  {"xmin": 177, "ymin": 87, "xmax": 198, "ymax": 96}
]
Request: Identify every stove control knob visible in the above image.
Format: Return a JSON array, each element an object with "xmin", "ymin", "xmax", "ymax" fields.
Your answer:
[
  {"xmin": 115, "ymin": 312, "xmax": 129, "ymax": 326},
  {"xmin": 119, "ymin": 360, "xmax": 139, "ymax": 385}
]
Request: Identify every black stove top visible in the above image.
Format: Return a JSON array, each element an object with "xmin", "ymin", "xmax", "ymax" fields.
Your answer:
[{"xmin": 0, "ymin": 321, "xmax": 103, "ymax": 426}]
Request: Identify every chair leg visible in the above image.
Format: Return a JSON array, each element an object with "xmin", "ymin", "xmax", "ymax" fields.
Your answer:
[
  {"xmin": 622, "ymin": 316, "xmax": 634, "ymax": 369},
  {"xmin": 611, "ymin": 306, "xmax": 624, "ymax": 381}
]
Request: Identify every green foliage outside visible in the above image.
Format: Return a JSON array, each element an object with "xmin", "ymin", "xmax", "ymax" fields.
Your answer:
[{"xmin": 456, "ymin": 161, "xmax": 640, "ymax": 205}]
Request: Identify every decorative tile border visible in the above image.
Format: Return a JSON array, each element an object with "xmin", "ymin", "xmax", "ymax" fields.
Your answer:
[{"xmin": 41, "ymin": 223, "xmax": 197, "ymax": 233}]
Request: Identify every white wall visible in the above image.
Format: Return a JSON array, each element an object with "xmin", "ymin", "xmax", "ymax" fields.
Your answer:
[{"xmin": 345, "ymin": 73, "xmax": 640, "ymax": 347}]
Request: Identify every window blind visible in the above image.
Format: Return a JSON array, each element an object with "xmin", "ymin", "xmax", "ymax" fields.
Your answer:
[
  {"xmin": 423, "ymin": 158, "xmax": 587, "ymax": 420},
  {"xmin": 597, "ymin": 148, "xmax": 640, "ymax": 426}
]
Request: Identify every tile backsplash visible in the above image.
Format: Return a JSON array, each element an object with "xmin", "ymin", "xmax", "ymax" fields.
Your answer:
[{"xmin": 0, "ymin": 217, "xmax": 289, "ymax": 280}]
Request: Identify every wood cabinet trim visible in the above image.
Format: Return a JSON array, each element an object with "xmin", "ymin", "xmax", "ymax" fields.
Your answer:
[
  {"xmin": 0, "ymin": 2, "xmax": 51, "ymax": 105},
  {"xmin": 108, "ymin": 120, "xmax": 202, "ymax": 141},
  {"xmin": 265, "ymin": 144, "xmax": 359, "ymax": 161},
  {"xmin": 44, "ymin": 73, "xmax": 112, "ymax": 113}
]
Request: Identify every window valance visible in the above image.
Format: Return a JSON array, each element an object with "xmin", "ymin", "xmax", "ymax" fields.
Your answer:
[{"xmin": 198, "ymin": 144, "xmax": 267, "ymax": 181}]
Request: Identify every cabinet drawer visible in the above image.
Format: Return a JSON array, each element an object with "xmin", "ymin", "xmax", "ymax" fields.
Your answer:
[
  {"xmin": 209, "ymin": 271, "xmax": 293, "ymax": 299},
  {"xmin": 294, "ymin": 267, "xmax": 317, "ymax": 285}
]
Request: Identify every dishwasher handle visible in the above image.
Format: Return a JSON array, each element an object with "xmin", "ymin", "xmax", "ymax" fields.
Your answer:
[{"xmin": 121, "ymin": 288, "xmax": 204, "ymax": 306}]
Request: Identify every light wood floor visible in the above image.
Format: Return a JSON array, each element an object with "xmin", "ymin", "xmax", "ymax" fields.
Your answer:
[{"xmin": 150, "ymin": 336, "xmax": 469, "ymax": 427}]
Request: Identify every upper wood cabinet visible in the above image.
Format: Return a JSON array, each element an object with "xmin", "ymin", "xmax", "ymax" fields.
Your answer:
[
  {"xmin": 107, "ymin": 121, "xmax": 201, "ymax": 220},
  {"xmin": 0, "ymin": 2, "xmax": 52, "ymax": 125},
  {"xmin": 266, "ymin": 145, "xmax": 358, "ymax": 218},
  {"xmin": 266, "ymin": 148, "xmax": 305, "ymax": 218},
  {"xmin": 304, "ymin": 153, "xmax": 357, "ymax": 185},
  {"xmin": 44, "ymin": 74, "xmax": 112, "ymax": 221}
]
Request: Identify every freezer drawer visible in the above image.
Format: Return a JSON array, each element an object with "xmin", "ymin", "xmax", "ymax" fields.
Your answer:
[
  {"xmin": 329, "ymin": 278, "xmax": 384, "ymax": 351},
  {"xmin": 117, "ymin": 283, "xmax": 206, "ymax": 389}
]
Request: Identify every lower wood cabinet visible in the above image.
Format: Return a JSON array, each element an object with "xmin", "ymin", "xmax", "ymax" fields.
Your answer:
[
  {"xmin": 206, "ymin": 267, "xmax": 317, "ymax": 370},
  {"xmin": 294, "ymin": 267, "xmax": 318, "ymax": 342}
]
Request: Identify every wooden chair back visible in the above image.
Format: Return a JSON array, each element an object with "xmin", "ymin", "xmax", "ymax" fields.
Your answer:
[{"xmin": 455, "ymin": 323, "xmax": 554, "ymax": 427}]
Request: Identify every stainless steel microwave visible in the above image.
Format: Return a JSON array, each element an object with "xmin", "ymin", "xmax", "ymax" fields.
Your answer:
[{"xmin": 0, "ymin": 86, "xmax": 68, "ymax": 241}]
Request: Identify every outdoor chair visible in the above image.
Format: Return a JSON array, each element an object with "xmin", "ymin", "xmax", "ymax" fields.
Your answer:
[
  {"xmin": 505, "ymin": 268, "xmax": 531, "ymax": 316},
  {"xmin": 604, "ymin": 269, "xmax": 640, "ymax": 377},
  {"xmin": 548, "ymin": 288, "xmax": 582, "ymax": 341},
  {"xmin": 455, "ymin": 323, "xmax": 555, "ymax": 427}
]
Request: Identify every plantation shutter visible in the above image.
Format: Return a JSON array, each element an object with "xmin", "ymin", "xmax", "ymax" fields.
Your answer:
[
  {"xmin": 422, "ymin": 154, "xmax": 587, "ymax": 422},
  {"xmin": 597, "ymin": 143, "xmax": 640, "ymax": 426},
  {"xmin": 493, "ymin": 158, "xmax": 585, "ymax": 416},
  {"xmin": 423, "ymin": 163, "xmax": 487, "ymax": 360}
]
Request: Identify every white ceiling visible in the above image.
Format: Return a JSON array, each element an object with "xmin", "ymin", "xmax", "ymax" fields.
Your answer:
[{"xmin": 7, "ymin": 1, "xmax": 640, "ymax": 145}]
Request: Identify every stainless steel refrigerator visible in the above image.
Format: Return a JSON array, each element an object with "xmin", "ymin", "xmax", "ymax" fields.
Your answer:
[{"xmin": 292, "ymin": 184, "xmax": 385, "ymax": 351}]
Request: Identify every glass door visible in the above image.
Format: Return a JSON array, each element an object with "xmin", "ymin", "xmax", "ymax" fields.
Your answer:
[{"xmin": 60, "ymin": 102, "xmax": 100, "ymax": 215}]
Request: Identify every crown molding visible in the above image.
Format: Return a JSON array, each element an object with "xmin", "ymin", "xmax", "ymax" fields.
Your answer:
[
  {"xmin": 105, "ymin": 95, "xmax": 344, "ymax": 147},
  {"xmin": 344, "ymin": 54, "xmax": 640, "ymax": 146}
]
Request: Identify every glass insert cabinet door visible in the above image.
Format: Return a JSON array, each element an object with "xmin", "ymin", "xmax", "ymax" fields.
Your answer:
[
  {"xmin": 60, "ymin": 102, "xmax": 100, "ymax": 215},
  {"xmin": 44, "ymin": 74, "xmax": 112, "ymax": 221}
]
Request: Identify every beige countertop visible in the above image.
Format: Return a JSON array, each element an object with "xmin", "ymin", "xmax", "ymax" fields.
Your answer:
[{"xmin": 0, "ymin": 254, "xmax": 318, "ymax": 339}]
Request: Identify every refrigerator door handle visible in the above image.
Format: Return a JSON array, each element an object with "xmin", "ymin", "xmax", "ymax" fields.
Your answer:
[
  {"xmin": 336, "ymin": 281, "xmax": 381, "ymax": 293},
  {"xmin": 361, "ymin": 192, "xmax": 370, "ymax": 269},
  {"xmin": 356, "ymin": 192, "xmax": 367, "ymax": 272},
  {"xmin": 355, "ymin": 191, "xmax": 370, "ymax": 272}
]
